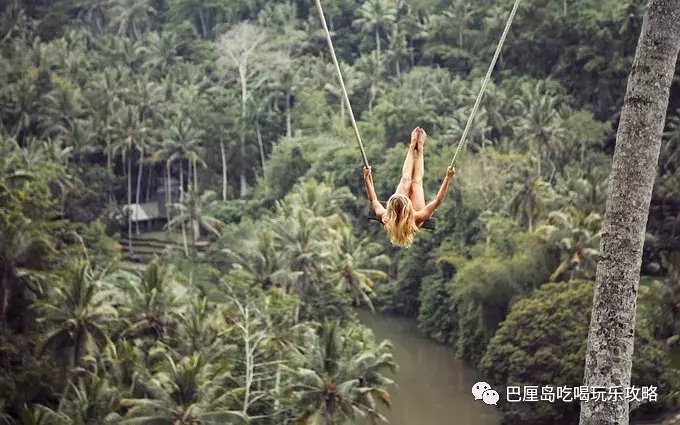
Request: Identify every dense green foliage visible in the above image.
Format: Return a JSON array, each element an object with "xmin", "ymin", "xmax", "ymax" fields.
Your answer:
[
  {"xmin": 2, "ymin": 0, "xmax": 680, "ymax": 423},
  {"xmin": 481, "ymin": 280, "xmax": 671, "ymax": 425}
]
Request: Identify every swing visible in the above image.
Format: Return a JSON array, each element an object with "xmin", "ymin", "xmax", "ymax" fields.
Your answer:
[{"xmin": 314, "ymin": 0, "xmax": 522, "ymax": 231}]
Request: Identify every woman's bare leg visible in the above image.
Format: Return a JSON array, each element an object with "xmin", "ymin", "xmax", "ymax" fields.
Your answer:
[
  {"xmin": 410, "ymin": 129, "xmax": 426, "ymax": 210},
  {"xmin": 395, "ymin": 129, "xmax": 419, "ymax": 196}
]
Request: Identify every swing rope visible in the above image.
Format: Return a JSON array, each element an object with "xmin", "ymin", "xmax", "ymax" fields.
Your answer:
[
  {"xmin": 314, "ymin": 0, "xmax": 370, "ymax": 169},
  {"xmin": 449, "ymin": 0, "xmax": 522, "ymax": 170},
  {"xmin": 314, "ymin": 0, "xmax": 521, "ymax": 172}
]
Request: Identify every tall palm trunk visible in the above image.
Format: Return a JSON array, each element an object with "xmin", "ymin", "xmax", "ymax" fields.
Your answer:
[
  {"xmin": 198, "ymin": 9, "xmax": 208, "ymax": 37},
  {"xmin": 256, "ymin": 124, "xmax": 266, "ymax": 172},
  {"xmin": 220, "ymin": 136, "xmax": 228, "ymax": 200},
  {"xmin": 193, "ymin": 159, "xmax": 198, "ymax": 192},
  {"xmin": 579, "ymin": 0, "xmax": 680, "ymax": 423},
  {"xmin": 135, "ymin": 149, "xmax": 144, "ymax": 235},
  {"xmin": 127, "ymin": 151, "xmax": 133, "ymax": 256},
  {"xmin": 240, "ymin": 77, "xmax": 248, "ymax": 197},
  {"xmin": 1, "ymin": 268, "xmax": 11, "ymax": 325},
  {"xmin": 286, "ymin": 91, "xmax": 292, "ymax": 137},
  {"xmin": 375, "ymin": 29, "xmax": 381, "ymax": 67},
  {"xmin": 187, "ymin": 158, "xmax": 193, "ymax": 192},
  {"xmin": 106, "ymin": 134, "xmax": 113, "ymax": 201},
  {"xmin": 179, "ymin": 163, "xmax": 189, "ymax": 257},
  {"xmin": 145, "ymin": 166, "xmax": 152, "ymax": 201},
  {"xmin": 165, "ymin": 162, "xmax": 171, "ymax": 224}
]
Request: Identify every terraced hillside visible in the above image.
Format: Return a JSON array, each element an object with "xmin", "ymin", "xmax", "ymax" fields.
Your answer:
[{"xmin": 118, "ymin": 231, "xmax": 185, "ymax": 269}]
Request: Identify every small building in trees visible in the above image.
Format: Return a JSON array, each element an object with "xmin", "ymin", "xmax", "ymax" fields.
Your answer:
[{"xmin": 122, "ymin": 180, "xmax": 181, "ymax": 231}]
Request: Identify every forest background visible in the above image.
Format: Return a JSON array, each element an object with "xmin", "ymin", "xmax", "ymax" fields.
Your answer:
[{"xmin": 1, "ymin": 0, "xmax": 680, "ymax": 424}]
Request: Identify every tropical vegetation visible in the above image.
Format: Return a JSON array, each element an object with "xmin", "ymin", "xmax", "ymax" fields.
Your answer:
[{"xmin": 1, "ymin": 0, "xmax": 680, "ymax": 424}]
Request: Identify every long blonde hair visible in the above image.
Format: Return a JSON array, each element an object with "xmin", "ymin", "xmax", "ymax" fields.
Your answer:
[{"xmin": 383, "ymin": 194, "xmax": 419, "ymax": 248}]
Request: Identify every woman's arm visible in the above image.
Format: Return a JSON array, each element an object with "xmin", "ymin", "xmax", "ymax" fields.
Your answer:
[
  {"xmin": 416, "ymin": 167, "xmax": 455, "ymax": 220},
  {"xmin": 364, "ymin": 167, "xmax": 386, "ymax": 218}
]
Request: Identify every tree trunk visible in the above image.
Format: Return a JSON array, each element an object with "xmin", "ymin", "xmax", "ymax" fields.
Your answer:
[
  {"xmin": 274, "ymin": 364, "xmax": 281, "ymax": 411},
  {"xmin": 375, "ymin": 29, "xmax": 381, "ymax": 68},
  {"xmin": 187, "ymin": 157, "xmax": 193, "ymax": 192},
  {"xmin": 579, "ymin": 1, "xmax": 680, "ymax": 424},
  {"xmin": 198, "ymin": 9, "xmax": 208, "ymax": 37},
  {"xmin": 0, "ymin": 268, "xmax": 11, "ymax": 325},
  {"xmin": 256, "ymin": 124, "xmax": 266, "ymax": 172},
  {"xmin": 127, "ymin": 152, "xmax": 133, "ymax": 256},
  {"xmin": 242, "ymin": 304, "xmax": 252, "ymax": 415},
  {"xmin": 165, "ymin": 162, "xmax": 171, "ymax": 224},
  {"xmin": 179, "ymin": 163, "xmax": 189, "ymax": 257},
  {"xmin": 220, "ymin": 136, "xmax": 228, "ymax": 201},
  {"xmin": 240, "ymin": 77, "xmax": 248, "ymax": 197},
  {"xmin": 286, "ymin": 91, "xmax": 292, "ymax": 137},
  {"xmin": 193, "ymin": 159, "xmax": 198, "ymax": 192},
  {"xmin": 135, "ymin": 149, "xmax": 144, "ymax": 235},
  {"xmin": 106, "ymin": 134, "xmax": 112, "ymax": 201},
  {"xmin": 145, "ymin": 165, "xmax": 152, "ymax": 201}
]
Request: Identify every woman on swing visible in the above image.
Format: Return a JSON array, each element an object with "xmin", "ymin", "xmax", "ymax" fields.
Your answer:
[{"xmin": 364, "ymin": 127, "xmax": 456, "ymax": 248}]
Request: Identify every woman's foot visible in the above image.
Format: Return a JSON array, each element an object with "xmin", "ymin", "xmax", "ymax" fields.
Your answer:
[
  {"xmin": 410, "ymin": 127, "xmax": 420, "ymax": 152},
  {"xmin": 417, "ymin": 128, "xmax": 426, "ymax": 152}
]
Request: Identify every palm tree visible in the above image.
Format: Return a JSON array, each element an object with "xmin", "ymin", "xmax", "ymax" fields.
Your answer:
[
  {"xmin": 386, "ymin": 20, "xmax": 411, "ymax": 77},
  {"xmin": 0, "ymin": 213, "xmax": 53, "ymax": 324},
  {"xmin": 268, "ymin": 205, "xmax": 337, "ymax": 323},
  {"xmin": 0, "ymin": 135, "xmax": 34, "ymax": 200},
  {"xmin": 85, "ymin": 68, "xmax": 124, "ymax": 174},
  {"xmin": 507, "ymin": 170, "xmax": 554, "ymax": 232},
  {"xmin": 11, "ymin": 404, "xmax": 70, "ymax": 425},
  {"xmin": 35, "ymin": 260, "xmax": 118, "ymax": 370},
  {"xmin": 222, "ymin": 229, "xmax": 301, "ymax": 290},
  {"xmin": 290, "ymin": 321, "xmax": 396, "ymax": 425},
  {"xmin": 329, "ymin": 226, "xmax": 389, "ymax": 312},
  {"xmin": 352, "ymin": 0, "xmax": 397, "ymax": 67},
  {"xmin": 109, "ymin": 0, "xmax": 156, "ymax": 40},
  {"xmin": 153, "ymin": 120, "xmax": 199, "ymax": 252},
  {"xmin": 553, "ymin": 165, "xmax": 609, "ymax": 214},
  {"xmin": 59, "ymin": 374, "xmax": 123, "ymax": 424},
  {"xmin": 120, "ymin": 353, "xmax": 249, "ymax": 425},
  {"xmin": 38, "ymin": 81, "xmax": 85, "ymax": 141},
  {"xmin": 353, "ymin": 52, "xmax": 386, "ymax": 112},
  {"xmin": 167, "ymin": 189, "xmax": 224, "ymax": 256},
  {"xmin": 120, "ymin": 259, "xmax": 179, "ymax": 341},
  {"xmin": 110, "ymin": 105, "xmax": 150, "ymax": 248},
  {"xmin": 5, "ymin": 72, "xmax": 39, "ymax": 140},
  {"xmin": 137, "ymin": 31, "xmax": 183, "ymax": 77},
  {"xmin": 321, "ymin": 61, "xmax": 363, "ymax": 126},
  {"xmin": 74, "ymin": 0, "xmax": 110, "ymax": 34},
  {"xmin": 286, "ymin": 177, "xmax": 355, "ymax": 221},
  {"xmin": 171, "ymin": 296, "xmax": 219, "ymax": 356},
  {"xmin": 442, "ymin": 107, "xmax": 492, "ymax": 152},
  {"xmin": 514, "ymin": 82, "xmax": 567, "ymax": 178},
  {"xmin": 535, "ymin": 209, "xmax": 602, "ymax": 282},
  {"xmin": 269, "ymin": 50, "xmax": 301, "ymax": 137}
]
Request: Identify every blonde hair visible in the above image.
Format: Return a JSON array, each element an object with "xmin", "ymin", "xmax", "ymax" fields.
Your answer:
[{"xmin": 383, "ymin": 194, "xmax": 419, "ymax": 248}]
